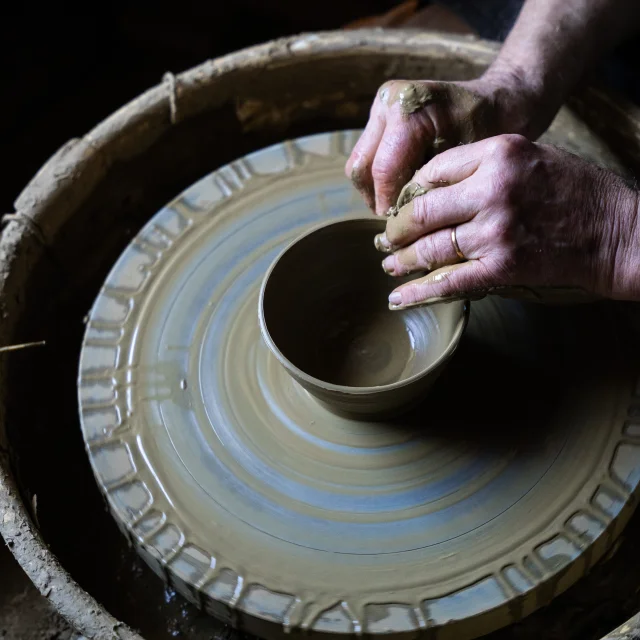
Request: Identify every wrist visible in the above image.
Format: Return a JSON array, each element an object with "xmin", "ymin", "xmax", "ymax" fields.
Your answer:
[
  {"xmin": 462, "ymin": 59, "xmax": 560, "ymax": 140},
  {"xmin": 606, "ymin": 182, "xmax": 640, "ymax": 300}
]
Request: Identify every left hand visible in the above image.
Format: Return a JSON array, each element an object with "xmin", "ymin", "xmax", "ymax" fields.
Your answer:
[
  {"xmin": 344, "ymin": 76, "xmax": 541, "ymax": 217},
  {"xmin": 375, "ymin": 134, "xmax": 640, "ymax": 308}
]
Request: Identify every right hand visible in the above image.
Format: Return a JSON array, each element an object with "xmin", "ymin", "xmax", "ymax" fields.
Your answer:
[
  {"xmin": 373, "ymin": 134, "xmax": 640, "ymax": 307},
  {"xmin": 345, "ymin": 73, "xmax": 551, "ymax": 216}
]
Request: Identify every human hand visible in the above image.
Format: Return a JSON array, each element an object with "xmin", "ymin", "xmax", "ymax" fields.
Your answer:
[
  {"xmin": 345, "ymin": 70, "xmax": 549, "ymax": 217},
  {"xmin": 375, "ymin": 134, "xmax": 640, "ymax": 308}
]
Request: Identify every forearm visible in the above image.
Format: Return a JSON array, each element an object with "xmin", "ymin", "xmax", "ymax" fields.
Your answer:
[
  {"xmin": 608, "ymin": 182, "xmax": 640, "ymax": 301},
  {"xmin": 478, "ymin": 0, "xmax": 640, "ymax": 138}
]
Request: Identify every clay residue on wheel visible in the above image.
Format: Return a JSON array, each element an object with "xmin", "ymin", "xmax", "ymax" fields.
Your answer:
[{"xmin": 76, "ymin": 131, "xmax": 640, "ymax": 640}]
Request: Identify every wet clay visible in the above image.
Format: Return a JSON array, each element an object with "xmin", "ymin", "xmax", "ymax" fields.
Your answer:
[
  {"xmin": 380, "ymin": 81, "xmax": 434, "ymax": 116},
  {"xmin": 282, "ymin": 304, "xmax": 416, "ymax": 387},
  {"xmin": 397, "ymin": 83, "xmax": 434, "ymax": 116},
  {"xmin": 372, "ymin": 81, "xmax": 494, "ymax": 219},
  {"xmin": 349, "ymin": 156, "xmax": 369, "ymax": 191},
  {"xmin": 262, "ymin": 222, "xmax": 419, "ymax": 387},
  {"xmin": 77, "ymin": 132, "xmax": 640, "ymax": 640},
  {"xmin": 260, "ymin": 219, "xmax": 466, "ymax": 416},
  {"xmin": 380, "ymin": 80, "xmax": 493, "ymax": 144},
  {"xmin": 384, "ymin": 180, "xmax": 430, "ymax": 218},
  {"xmin": 312, "ymin": 309, "xmax": 412, "ymax": 386}
]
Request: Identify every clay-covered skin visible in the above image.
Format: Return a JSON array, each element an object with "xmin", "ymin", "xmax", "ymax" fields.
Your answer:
[
  {"xmin": 381, "ymin": 81, "xmax": 433, "ymax": 116},
  {"xmin": 345, "ymin": 78, "xmax": 518, "ymax": 216},
  {"xmin": 380, "ymin": 180, "xmax": 430, "ymax": 221}
]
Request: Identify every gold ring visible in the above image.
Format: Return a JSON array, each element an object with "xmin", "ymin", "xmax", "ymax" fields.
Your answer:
[{"xmin": 451, "ymin": 227, "xmax": 466, "ymax": 260}]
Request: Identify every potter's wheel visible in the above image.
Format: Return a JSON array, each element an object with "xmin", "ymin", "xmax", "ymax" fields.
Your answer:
[{"xmin": 78, "ymin": 131, "xmax": 640, "ymax": 640}]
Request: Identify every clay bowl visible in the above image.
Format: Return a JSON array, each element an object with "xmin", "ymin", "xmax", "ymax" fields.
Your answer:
[{"xmin": 259, "ymin": 218, "xmax": 469, "ymax": 418}]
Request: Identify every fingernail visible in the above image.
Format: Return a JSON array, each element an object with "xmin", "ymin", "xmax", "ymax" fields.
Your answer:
[
  {"xmin": 382, "ymin": 256, "xmax": 395, "ymax": 274},
  {"xmin": 389, "ymin": 291, "xmax": 403, "ymax": 307},
  {"xmin": 374, "ymin": 233, "xmax": 392, "ymax": 252}
]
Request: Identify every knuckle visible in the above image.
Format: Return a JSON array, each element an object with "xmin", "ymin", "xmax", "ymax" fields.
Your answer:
[
  {"xmin": 410, "ymin": 193, "xmax": 431, "ymax": 227},
  {"xmin": 405, "ymin": 284, "xmax": 423, "ymax": 305},
  {"xmin": 371, "ymin": 156, "xmax": 396, "ymax": 185},
  {"xmin": 415, "ymin": 236, "xmax": 435, "ymax": 270},
  {"xmin": 377, "ymin": 80, "xmax": 396, "ymax": 107},
  {"xmin": 486, "ymin": 164, "xmax": 519, "ymax": 207},
  {"xmin": 423, "ymin": 161, "xmax": 445, "ymax": 184},
  {"xmin": 490, "ymin": 133, "xmax": 531, "ymax": 162},
  {"xmin": 421, "ymin": 162, "xmax": 440, "ymax": 185}
]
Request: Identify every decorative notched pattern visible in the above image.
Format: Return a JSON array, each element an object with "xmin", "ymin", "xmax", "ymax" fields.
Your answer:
[{"xmin": 78, "ymin": 132, "xmax": 640, "ymax": 638}]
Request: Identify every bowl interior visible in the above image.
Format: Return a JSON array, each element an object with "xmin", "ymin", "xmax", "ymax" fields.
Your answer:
[{"xmin": 262, "ymin": 218, "xmax": 463, "ymax": 389}]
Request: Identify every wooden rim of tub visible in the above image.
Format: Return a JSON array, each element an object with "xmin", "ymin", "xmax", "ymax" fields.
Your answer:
[{"xmin": 1, "ymin": 29, "xmax": 639, "ymax": 640}]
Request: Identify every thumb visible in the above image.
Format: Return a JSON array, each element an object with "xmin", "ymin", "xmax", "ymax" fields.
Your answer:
[{"xmin": 388, "ymin": 261, "xmax": 490, "ymax": 309}]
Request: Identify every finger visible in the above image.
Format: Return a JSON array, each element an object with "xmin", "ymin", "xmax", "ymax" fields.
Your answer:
[
  {"xmin": 412, "ymin": 136, "xmax": 496, "ymax": 186},
  {"xmin": 345, "ymin": 93, "xmax": 386, "ymax": 178},
  {"xmin": 375, "ymin": 182, "xmax": 477, "ymax": 252},
  {"xmin": 388, "ymin": 261, "xmax": 490, "ymax": 309},
  {"xmin": 382, "ymin": 221, "xmax": 478, "ymax": 276},
  {"xmin": 372, "ymin": 110, "xmax": 435, "ymax": 215},
  {"xmin": 345, "ymin": 103, "xmax": 387, "ymax": 212}
]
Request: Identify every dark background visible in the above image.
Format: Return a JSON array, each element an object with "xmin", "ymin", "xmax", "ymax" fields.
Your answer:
[
  {"xmin": 4, "ymin": 1, "xmax": 640, "ymax": 221},
  {"xmin": 0, "ymin": 1, "xmax": 525, "ymax": 217}
]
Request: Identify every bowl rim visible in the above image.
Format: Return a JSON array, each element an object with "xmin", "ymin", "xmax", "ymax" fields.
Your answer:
[{"xmin": 258, "ymin": 218, "xmax": 470, "ymax": 396}]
